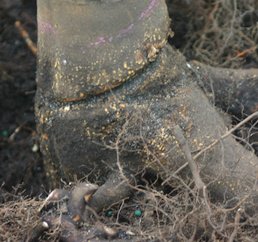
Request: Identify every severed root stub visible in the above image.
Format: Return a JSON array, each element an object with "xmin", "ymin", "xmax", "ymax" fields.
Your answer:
[{"xmin": 29, "ymin": 174, "xmax": 134, "ymax": 241}]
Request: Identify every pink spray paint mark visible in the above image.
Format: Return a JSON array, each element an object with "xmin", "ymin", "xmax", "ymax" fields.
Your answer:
[
  {"xmin": 89, "ymin": 0, "xmax": 159, "ymax": 48},
  {"xmin": 91, "ymin": 36, "xmax": 107, "ymax": 46},
  {"xmin": 139, "ymin": 0, "xmax": 159, "ymax": 20},
  {"xmin": 116, "ymin": 23, "xmax": 134, "ymax": 39}
]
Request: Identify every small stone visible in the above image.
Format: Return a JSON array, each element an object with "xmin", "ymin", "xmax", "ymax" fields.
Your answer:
[
  {"xmin": 42, "ymin": 221, "xmax": 49, "ymax": 229},
  {"xmin": 32, "ymin": 144, "xmax": 39, "ymax": 152},
  {"xmin": 102, "ymin": 225, "xmax": 117, "ymax": 237}
]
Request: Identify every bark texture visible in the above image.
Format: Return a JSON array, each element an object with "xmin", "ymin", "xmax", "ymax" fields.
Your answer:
[
  {"xmin": 35, "ymin": 0, "xmax": 258, "ymax": 207},
  {"xmin": 190, "ymin": 61, "xmax": 258, "ymax": 117}
]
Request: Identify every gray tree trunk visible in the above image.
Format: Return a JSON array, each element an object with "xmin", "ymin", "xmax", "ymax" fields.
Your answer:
[{"xmin": 35, "ymin": 0, "xmax": 258, "ymax": 209}]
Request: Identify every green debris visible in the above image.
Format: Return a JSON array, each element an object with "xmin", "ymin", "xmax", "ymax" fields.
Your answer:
[
  {"xmin": 134, "ymin": 209, "xmax": 142, "ymax": 217},
  {"xmin": 105, "ymin": 210, "xmax": 113, "ymax": 217},
  {"xmin": 0, "ymin": 130, "xmax": 9, "ymax": 137}
]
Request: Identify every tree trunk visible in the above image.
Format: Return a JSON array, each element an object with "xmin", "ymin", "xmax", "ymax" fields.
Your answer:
[{"xmin": 35, "ymin": 0, "xmax": 258, "ymax": 209}]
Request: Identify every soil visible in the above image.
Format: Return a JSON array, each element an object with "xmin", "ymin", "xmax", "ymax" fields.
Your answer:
[
  {"xmin": 0, "ymin": 0, "xmax": 47, "ymax": 196},
  {"xmin": 1, "ymin": 0, "xmax": 258, "ymax": 241}
]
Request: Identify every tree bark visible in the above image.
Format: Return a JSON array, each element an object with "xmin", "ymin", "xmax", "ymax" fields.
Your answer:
[
  {"xmin": 35, "ymin": 0, "xmax": 258, "ymax": 209},
  {"xmin": 190, "ymin": 61, "xmax": 258, "ymax": 117}
]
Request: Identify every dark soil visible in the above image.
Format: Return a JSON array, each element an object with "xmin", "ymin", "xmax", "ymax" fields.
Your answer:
[
  {"xmin": 1, "ymin": 0, "xmax": 258, "ymax": 241},
  {"xmin": 0, "ymin": 0, "xmax": 47, "ymax": 195}
]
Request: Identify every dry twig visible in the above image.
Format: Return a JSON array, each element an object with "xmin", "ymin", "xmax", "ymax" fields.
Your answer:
[
  {"xmin": 173, "ymin": 125, "xmax": 205, "ymax": 190},
  {"xmin": 194, "ymin": 111, "xmax": 258, "ymax": 160},
  {"xmin": 15, "ymin": 20, "xmax": 37, "ymax": 56}
]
